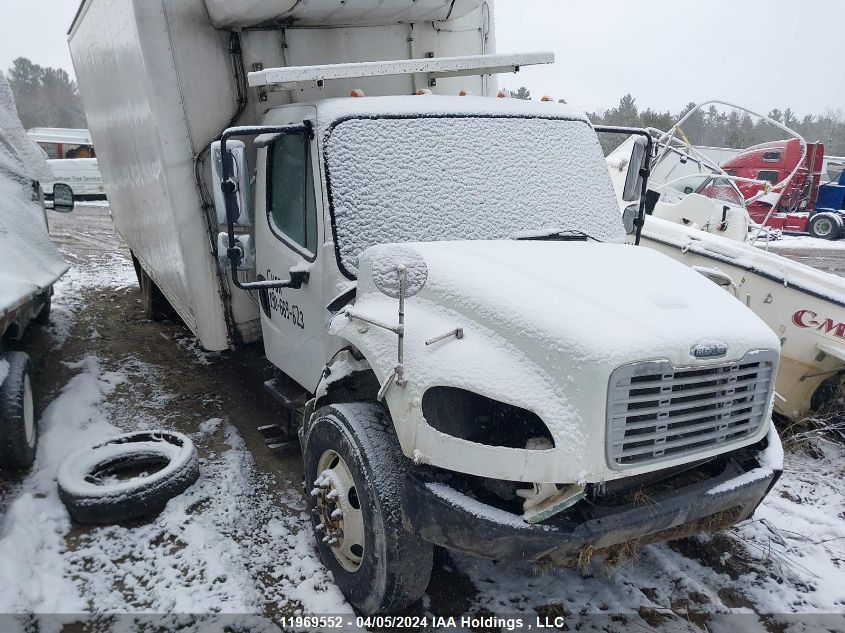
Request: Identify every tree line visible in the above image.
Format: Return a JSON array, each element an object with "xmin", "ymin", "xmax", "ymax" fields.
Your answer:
[
  {"xmin": 4, "ymin": 57, "xmax": 86, "ymax": 129},
  {"xmin": 591, "ymin": 93, "xmax": 845, "ymax": 155},
  {"xmin": 508, "ymin": 88, "xmax": 845, "ymax": 156},
  {"xmin": 7, "ymin": 65, "xmax": 843, "ymax": 157}
]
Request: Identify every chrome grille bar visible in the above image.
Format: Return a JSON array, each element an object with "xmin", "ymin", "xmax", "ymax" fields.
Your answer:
[{"xmin": 606, "ymin": 350, "xmax": 777, "ymax": 469}]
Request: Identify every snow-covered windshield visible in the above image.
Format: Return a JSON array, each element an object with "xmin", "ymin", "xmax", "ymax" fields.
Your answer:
[{"xmin": 324, "ymin": 116, "xmax": 624, "ymax": 276}]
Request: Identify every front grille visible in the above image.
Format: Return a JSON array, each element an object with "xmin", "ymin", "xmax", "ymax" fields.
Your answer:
[{"xmin": 606, "ymin": 350, "xmax": 777, "ymax": 469}]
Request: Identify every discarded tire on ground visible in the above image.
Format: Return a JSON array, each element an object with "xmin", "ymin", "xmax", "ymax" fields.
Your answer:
[
  {"xmin": 0, "ymin": 352, "xmax": 37, "ymax": 470},
  {"xmin": 57, "ymin": 430, "xmax": 199, "ymax": 524}
]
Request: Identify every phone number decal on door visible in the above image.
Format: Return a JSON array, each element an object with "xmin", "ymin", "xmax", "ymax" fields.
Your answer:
[{"xmin": 266, "ymin": 270, "xmax": 306, "ymax": 330}]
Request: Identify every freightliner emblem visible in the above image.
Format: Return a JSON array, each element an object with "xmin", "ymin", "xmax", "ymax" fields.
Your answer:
[{"xmin": 690, "ymin": 342, "xmax": 728, "ymax": 359}]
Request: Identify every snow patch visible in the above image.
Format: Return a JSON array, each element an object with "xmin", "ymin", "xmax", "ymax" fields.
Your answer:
[{"xmin": 707, "ymin": 425, "xmax": 783, "ymax": 496}]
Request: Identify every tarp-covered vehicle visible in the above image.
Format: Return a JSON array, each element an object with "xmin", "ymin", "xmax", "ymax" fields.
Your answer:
[{"xmin": 0, "ymin": 72, "xmax": 73, "ymax": 470}]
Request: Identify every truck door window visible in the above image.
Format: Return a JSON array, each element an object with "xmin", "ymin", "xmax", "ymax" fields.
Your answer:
[
  {"xmin": 757, "ymin": 170, "xmax": 779, "ymax": 184},
  {"xmin": 267, "ymin": 133, "xmax": 317, "ymax": 255}
]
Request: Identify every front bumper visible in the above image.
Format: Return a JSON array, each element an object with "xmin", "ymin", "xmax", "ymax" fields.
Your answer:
[{"xmin": 404, "ymin": 436, "xmax": 780, "ymax": 561}]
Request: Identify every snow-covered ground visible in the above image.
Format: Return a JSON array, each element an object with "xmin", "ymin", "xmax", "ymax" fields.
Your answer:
[
  {"xmin": 0, "ymin": 205, "xmax": 844, "ymax": 631},
  {"xmin": 759, "ymin": 235, "xmax": 845, "ymax": 251},
  {"xmin": 0, "ymin": 249, "xmax": 348, "ymax": 622}
]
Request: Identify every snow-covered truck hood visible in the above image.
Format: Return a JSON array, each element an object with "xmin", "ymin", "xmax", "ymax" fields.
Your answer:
[{"xmin": 335, "ymin": 240, "xmax": 780, "ymax": 484}]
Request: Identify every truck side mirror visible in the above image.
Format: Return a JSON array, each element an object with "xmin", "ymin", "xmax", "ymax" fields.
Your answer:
[
  {"xmin": 622, "ymin": 136, "xmax": 648, "ymax": 202},
  {"xmin": 52, "ymin": 183, "xmax": 75, "ymax": 213},
  {"xmin": 212, "ymin": 140, "xmax": 252, "ymax": 226},
  {"xmin": 622, "ymin": 204, "xmax": 638, "ymax": 234}
]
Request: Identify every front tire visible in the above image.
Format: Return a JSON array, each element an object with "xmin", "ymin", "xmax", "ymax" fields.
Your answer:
[
  {"xmin": 0, "ymin": 352, "xmax": 37, "ymax": 469},
  {"xmin": 808, "ymin": 212, "xmax": 843, "ymax": 240},
  {"xmin": 303, "ymin": 402, "xmax": 433, "ymax": 614}
]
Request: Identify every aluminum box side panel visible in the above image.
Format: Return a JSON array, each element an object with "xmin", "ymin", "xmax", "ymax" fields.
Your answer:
[
  {"xmin": 203, "ymin": 0, "xmax": 482, "ymax": 28},
  {"xmin": 69, "ymin": 0, "xmax": 233, "ymax": 350}
]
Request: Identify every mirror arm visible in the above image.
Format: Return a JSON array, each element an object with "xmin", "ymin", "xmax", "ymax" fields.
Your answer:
[
  {"xmin": 593, "ymin": 125, "xmax": 653, "ymax": 246},
  {"xmin": 219, "ymin": 121, "xmax": 313, "ymax": 290}
]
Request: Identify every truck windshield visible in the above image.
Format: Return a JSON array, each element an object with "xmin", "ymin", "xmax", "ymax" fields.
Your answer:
[{"xmin": 324, "ymin": 116, "xmax": 624, "ymax": 276}]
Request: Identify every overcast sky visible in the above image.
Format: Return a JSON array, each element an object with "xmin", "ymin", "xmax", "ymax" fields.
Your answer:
[{"xmin": 1, "ymin": 0, "xmax": 841, "ymax": 117}]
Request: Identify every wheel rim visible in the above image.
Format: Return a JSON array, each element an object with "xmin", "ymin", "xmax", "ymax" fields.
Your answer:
[
  {"xmin": 816, "ymin": 218, "xmax": 833, "ymax": 236},
  {"xmin": 312, "ymin": 449, "xmax": 365, "ymax": 572},
  {"xmin": 23, "ymin": 375, "xmax": 34, "ymax": 448}
]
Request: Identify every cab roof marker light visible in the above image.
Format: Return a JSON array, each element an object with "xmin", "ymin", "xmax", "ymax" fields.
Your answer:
[
  {"xmin": 350, "ymin": 89, "xmax": 365, "ymax": 97},
  {"xmin": 541, "ymin": 95, "xmax": 554, "ymax": 102},
  {"xmin": 496, "ymin": 90, "xmax": 509, "ymax": 99},
  {"xmin": 416, "ymin": 89, "xmax": 432, "ymax": 95}
]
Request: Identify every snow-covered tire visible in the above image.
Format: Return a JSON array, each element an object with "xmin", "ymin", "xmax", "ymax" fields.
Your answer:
[
  {"xmin": 808, "ymin": 212, "xmax": 843, "ymax": 240},
  {"xmin": 57, "ymin": 430, "xmax": 199, "ymax": 524},
  {"xmin": 303, "ymin": 402, "xmax": 433, "ymax": 614},
  {"xmin": 0, "ymin": 352, "xmax": 37, "ymax": 470}
]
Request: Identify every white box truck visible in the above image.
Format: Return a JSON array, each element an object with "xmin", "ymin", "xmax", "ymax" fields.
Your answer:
[
  {"xmin": 70, "ymin": 0, "xmax": 784, "ymax": 614},
  {"xmin": 26, "ymin": 127, "xmax": 106, "ymax": 201}
]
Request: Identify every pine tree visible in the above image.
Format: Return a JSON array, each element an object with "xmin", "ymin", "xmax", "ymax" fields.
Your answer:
[
  {"xmin": 508, "ymin": 86, "xmax": 531, "ymax": 100},
  {"xmin": 6, "ymin": 57, "xmax": 87, "ymax": 129}
]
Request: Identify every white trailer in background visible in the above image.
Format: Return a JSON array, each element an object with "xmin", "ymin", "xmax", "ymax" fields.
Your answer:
[
  {"xmin": 70, "ymin": 0, "xmax": 784, "ymax": 613},
  {"xmin": 26, "ymin": 127, "xmax": 105, "ymax": 200}
]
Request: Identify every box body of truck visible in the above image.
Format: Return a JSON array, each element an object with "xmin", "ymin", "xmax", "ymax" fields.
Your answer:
[{"xmin": 69, "ymin": 0, "xmax": 493, "ymax": 350}]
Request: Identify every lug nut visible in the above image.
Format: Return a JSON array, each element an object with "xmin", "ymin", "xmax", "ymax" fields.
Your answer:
[
  {"xmin": 331, "ymin": 509, "xmax": 343, "ymax": 520},
  {"xmin": 327, "ymin": 490, "xmax": 339, "ymax": 500}
]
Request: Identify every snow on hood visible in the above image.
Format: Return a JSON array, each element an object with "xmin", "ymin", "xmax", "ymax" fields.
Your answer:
[
  {"xmin": 0, "ymin": 72, "xmax": 68, "ymax": 313},
  {"xmin": 0, "ymin": 72, "xmax": 52, "ymax": 184},
  {"xmin": 364, "ymin": 240, "xmax": 779, "ymax": 369}
]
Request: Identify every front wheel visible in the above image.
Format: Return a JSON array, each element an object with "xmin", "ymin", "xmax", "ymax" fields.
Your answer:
[
  {"xmin": 808, "ymin": 212, "xmax": 843, "ymax": 240},
  {"xmin": 303, "ymin": 402, "xmax": 433, "ymax": 614},
  {"xmin": 0, "ymin": 352, "xmax": 37, "ymax": 469}
]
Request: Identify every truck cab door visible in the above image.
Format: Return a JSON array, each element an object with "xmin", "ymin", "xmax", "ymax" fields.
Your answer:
[{"xmin": 255, "ymin": 106, "xmax": 328, "ymax": 392}]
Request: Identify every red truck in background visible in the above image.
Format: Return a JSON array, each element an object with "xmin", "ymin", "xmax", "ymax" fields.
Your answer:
[{"xmin": 721, "ymin": 138, "xmax": 835, "ymax": 237}]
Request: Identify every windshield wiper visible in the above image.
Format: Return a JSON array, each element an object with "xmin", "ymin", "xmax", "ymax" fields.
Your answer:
[{"xmin": 513, "ymin": 229, "xmax": 600, "ymax": 242}]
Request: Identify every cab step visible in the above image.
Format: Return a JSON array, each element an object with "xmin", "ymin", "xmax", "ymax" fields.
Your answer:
[
  {"xmin": 263, "ymin": 376, "xmax": 307, "ymax": 413},
  {"xmin": 257, "ymin": 423, "xmax": 300, "ymax": 452},
  {"xmin": 260, "ymin": 375, "xmax": 308, "ymax": 452}
]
